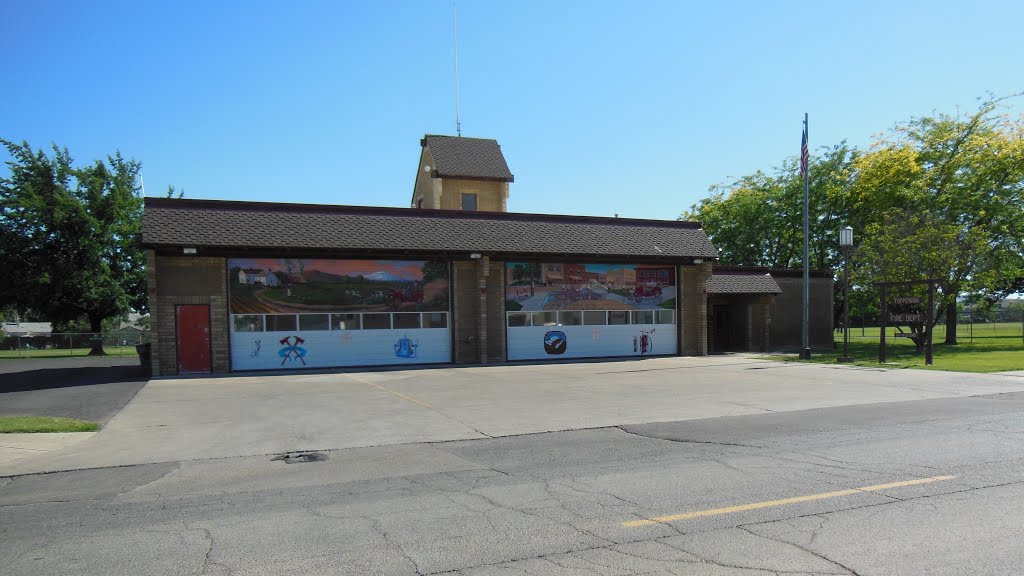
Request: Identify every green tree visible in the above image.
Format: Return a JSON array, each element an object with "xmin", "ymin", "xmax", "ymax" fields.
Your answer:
[
  {"xmin": 0, "ymin": 140, "xmax": 146, "ymax": 354},
  {"xmin": 850, "ymin": 96, "xmax": 1024, "ymax": 343},
  {"xmin": 683, "ymin": 143, "xmax": 858, "ymax": 271},
  {"xmin": 421, "ymin": 260, "xmax": 449, "ymax": 283}
]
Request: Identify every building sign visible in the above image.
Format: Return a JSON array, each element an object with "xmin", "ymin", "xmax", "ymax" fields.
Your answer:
[
  {"xmin": 227, "ymin": 258, "xmax": 450, "ymax": 370},
  {"xmin": 888, "ymin": 314, "xmax": 923, "ymax": 323},
  {"xmin": 504, "ymin": 262, "xmax": 676, "ymax": 361}
]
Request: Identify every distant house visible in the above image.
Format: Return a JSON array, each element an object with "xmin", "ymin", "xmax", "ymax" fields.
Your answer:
[
  {"xmin": 1, "ymin": 322, "xmax": 53, "ymax": 336},
  {"xmin": 238, "ymin": 268, "xmax": 280, "ymax": 287}
]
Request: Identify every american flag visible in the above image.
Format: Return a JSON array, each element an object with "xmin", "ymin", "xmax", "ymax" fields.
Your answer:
[{"xmin": 800, "ymin": 123, "xmax": 809, "ymax": 179}]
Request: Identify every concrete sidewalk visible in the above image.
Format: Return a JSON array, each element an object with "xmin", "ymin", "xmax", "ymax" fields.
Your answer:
[{"xmin": 6, "ymin": 355, "xmax": 1024, "ymax": 476}]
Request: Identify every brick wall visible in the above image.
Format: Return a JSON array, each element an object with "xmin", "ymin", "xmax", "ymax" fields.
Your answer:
[
  {"xmin": 438, "ymin": 179, "xmax": 505, "ymax": 212},
  {"xmin": 412, "ymin": 148, "xmax": 437, "ymax": 208},
  {"xmin": 452, "ymin": 261, "xmax": 478, "ymax": 363},
  {"xmin": 769, "ymin": 276, "xmax": 834, "ymax": 350},
  {"xmin": 486, "ymin": 260, "xmax": 506, "ymax": 362},
  {"xmin": 151, "ymin": 256, "xmax": 229, "ymax": 375},
  {"xmin": 679, "ymin": 262, "xmax": 712, "ymax": 355}
]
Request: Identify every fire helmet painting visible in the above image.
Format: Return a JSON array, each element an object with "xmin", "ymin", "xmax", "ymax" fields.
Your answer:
[{"xmin": 544, "ymin": 331, "xmax": 568, "ymax": 355}]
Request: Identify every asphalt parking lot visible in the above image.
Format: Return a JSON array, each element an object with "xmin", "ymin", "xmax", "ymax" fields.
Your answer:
[
  {"xmin": 7, "ymin": 354, "xmax": 1024, "ymax": 475},
  {"xmin": 0, "ymin": 356, "xmax": 149, "ymax": 423}
]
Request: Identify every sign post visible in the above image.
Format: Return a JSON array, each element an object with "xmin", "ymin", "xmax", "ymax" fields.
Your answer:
[{"xmin": 874, "ymin": 279, "xmax": 938, "ymax": 366}]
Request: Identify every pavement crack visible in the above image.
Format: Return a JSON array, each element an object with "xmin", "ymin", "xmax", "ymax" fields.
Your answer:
[
  {"xmin": 616, "ymin": 426, "xmax": 762, "ymax": 448},
  {"xmin": 366, "ymin": 515, "xmax": 424, "ymax": 576},
  {"xmin": 738, "ymin": 525, "xmax": 861, "ymax": 575}
]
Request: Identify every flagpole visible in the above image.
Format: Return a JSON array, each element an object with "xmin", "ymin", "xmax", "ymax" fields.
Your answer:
[{"xmin": 801, "ymin": 113, "xmax": 811, "ymax": 360}]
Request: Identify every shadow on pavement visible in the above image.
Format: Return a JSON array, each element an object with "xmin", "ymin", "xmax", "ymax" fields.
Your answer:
[
  {"xmin": 0, "ymin": 364, "xmax": 149, "ymax": 394},
  {"xmin": 0, "ymin": 360, "xmax": 150, "ymax": 424}
]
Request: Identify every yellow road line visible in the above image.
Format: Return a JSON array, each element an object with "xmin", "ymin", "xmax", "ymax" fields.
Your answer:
[
  {"xmin": 623, "ymin": 475, "xmax": 955, "ymax": 527},
  {"xmin": 344, "ymin": 373, "xmax": 434, "ymax": 409}
]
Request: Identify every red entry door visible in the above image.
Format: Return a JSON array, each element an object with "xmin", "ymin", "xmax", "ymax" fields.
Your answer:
[{"xmin": 176, "ymin": 305, "xmax": 211, "ymax": 373}]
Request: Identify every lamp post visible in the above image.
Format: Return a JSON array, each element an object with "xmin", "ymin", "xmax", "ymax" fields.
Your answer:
[{"xmin": 838, "ymin": 226, "xmax": 854, "ymax": 362}]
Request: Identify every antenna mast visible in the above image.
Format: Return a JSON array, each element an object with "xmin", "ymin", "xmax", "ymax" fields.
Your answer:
[{"xmin": 453, "ymin": 0, "xmax": 462, "ymax": 137}]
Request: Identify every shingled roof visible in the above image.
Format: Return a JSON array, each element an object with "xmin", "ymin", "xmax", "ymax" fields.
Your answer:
[
  {"xmin": 422, "ymin": 135, "xmax": 514, "ymax": 182},
  {"xmin": 707, "ymin": 273, "xmax": 782, "ymax": 294},
  {"xmin": 142, "ymin": 198, "xmax": 719, "ymax": 260}
]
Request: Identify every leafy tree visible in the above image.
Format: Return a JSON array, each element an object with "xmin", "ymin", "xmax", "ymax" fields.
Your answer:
[
  {"xmin": 683, "ymin": 143, "xmax": 858, "ymax": 271},
  {"xmin": 850, "ymin": 96, "xmax": 1024, "ymax": 343},
  {"xmin": 683, "ymin": 96, "xmax": 1024, "ymax": 348},
  {"xmin": 421, "ymin": 260, "xmax": 449, "ymax": 283},
  {"xmin": 0, "ymin": 140, "xmax": 146, "ymax": 354}
]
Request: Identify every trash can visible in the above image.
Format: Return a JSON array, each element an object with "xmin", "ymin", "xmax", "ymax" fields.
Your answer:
[{"xmin": 136, "ymin": 343, "xmax": 152, "ymax": 368}]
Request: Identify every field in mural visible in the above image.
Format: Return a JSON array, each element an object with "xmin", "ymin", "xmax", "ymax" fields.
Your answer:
[
  {"xmin": 505, "ymin": 262, "xmax": 676, "ymax": 312},
  {"xmin": 228, "ymin": 258, "xmax": 449, "ymax": 313}
]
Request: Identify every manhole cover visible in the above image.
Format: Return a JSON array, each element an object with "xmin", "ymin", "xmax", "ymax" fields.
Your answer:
[{"xmin": 271, "ymin": 452, "xmax": 327, "ymax": 464}]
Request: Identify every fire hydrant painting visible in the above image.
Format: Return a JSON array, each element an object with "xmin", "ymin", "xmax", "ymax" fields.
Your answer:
[
  {"xmin": 394, "ymin": 334, "xmax": 419, "ymax": 358},
  {"xmin": 633, "ymin": 329, "xmax": 655, "ymax": 355}
]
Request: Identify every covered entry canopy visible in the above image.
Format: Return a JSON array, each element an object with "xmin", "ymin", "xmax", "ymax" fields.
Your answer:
[{"xmin": 707, "ymin": 271, "xmax": 782, "ymax": 353}]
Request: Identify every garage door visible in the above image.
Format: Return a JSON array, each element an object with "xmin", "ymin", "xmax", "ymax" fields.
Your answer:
[
  {"xmin": 227, "ymin": 258, "xmax": 451, "ymax": 370},
  {"xmin": 505, "ymin": 262, "xmax": 677, "ymax": 361}
]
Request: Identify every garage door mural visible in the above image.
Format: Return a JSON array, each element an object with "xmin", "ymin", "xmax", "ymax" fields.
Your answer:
[
  {"xmin": 228, "ymin": 258, "xmax": 451, "ymax": 370},
  {"xmin": 505, "ymin": 262, "xmax": 676, "ymax": 361}
]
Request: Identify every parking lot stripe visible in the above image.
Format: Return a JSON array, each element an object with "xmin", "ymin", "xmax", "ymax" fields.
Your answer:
[
  {"xmin": 622, "ymin": 475, "xmax": 956, "ymax": 527},
  {"xmin": 344, "ymin": 373, "xmax": 434, "ymax": 410}
]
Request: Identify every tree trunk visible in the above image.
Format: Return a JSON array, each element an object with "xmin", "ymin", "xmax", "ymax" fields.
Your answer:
[
  {"xmin": 944, "ymin": 302, "xmax": 958, "ymax": 345},
  {"xmin": 88, "ymin": 315, "xmax": 106, "ymax": 356}
]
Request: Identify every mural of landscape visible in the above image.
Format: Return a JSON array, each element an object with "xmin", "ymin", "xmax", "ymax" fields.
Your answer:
[
  {"xmin": 228, "ymin": 258, "xmax": 450, "ymax": 313},
  {"xmin": 505, "ymin": 262, "xmax": 676, "ymax": 312}
]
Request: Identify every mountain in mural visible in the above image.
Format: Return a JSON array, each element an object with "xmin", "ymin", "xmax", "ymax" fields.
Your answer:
[
  {"xmin": 364, "ymin": 271, "xmax": 405, "ymax": 282},
  {"xmin": 302, "ymin": 270, "xmax": 348, "ymax": 283}
]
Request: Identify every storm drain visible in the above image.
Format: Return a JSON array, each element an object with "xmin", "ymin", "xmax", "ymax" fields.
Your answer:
[{"xmin": 271, "ymin": 452, "xmax": 328, "ymax": 464}]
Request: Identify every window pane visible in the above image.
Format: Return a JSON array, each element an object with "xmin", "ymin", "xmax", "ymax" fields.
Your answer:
[
  {"xmin": 608, "ymin": 310, "xmax": 630, "ymax": 325},
  {"xmin": 506, "ymin": 313, "xmax": 529, "ymax": 327},
  {"xmin": 424, "ymin": 312, "xmax": 448, "ymax": 329},
  {"xmin": 531, "ymin": 311, "xmax": 557, "ymax": 326},
  {"xmin": 233, "ymin": 315, "xmax": 263, "ymax": 332},
  {"xmin": 558, "ymin": 311, "xmax": 582, "ymax": 325},
  {"xmin": 633, "ymin": 310, "xmax": 655, "ymax": 325},
  {"xmin": 299, "ymin": 314, "xmax": 329, "ymax": 331},
  {"xmin": 363, "ymin": 313, "xmax": 392, "ymax": 330},
  {"xmin": 331, "ymin": 314, "xmax": 361, "ymax": 330},
  {"xmin": 393, "ymin": 313, "xmax": 421, "ymax": 329},
  {"xmin": 583, "ymin": 311, "xmax": 607, "ymax": 325},
  {"xmin": 265, "ymin": 315, "xmax": 297, "ymax": 331},
  {"xmin": 656, "ymin": 309, "xmax": 675, "ymax": 324},
  {"xmin": 461, "ymin": 193, "xmax": 477, "ymax": 211}
]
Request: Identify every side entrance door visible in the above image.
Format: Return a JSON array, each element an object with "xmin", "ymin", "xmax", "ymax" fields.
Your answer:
[
  {"xmin": 711, "ymin": 304, "xmax": 730, "ymax": 353},
  {"xmin": 177, "ymin": 305, "xmax": 211, "ymax": 373}
]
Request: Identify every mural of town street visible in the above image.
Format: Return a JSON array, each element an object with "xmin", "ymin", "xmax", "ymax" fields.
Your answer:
[
  {"xmin": 505, "ymin": 262, "xmax": 676, "ymax": 312},
  {"xmin": 228, "ymin": 258, "xmax": 449, "ymax": 313}
]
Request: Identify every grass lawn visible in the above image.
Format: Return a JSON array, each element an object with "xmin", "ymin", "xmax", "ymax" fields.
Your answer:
[
  {"xmin": 0, "ymin": 416, "xmax": 100, "ymax": 433},
  {"xmin": 764, "ymin": 322, "xmax": 1024, "ymax": 373},
  {"xmin": 0, "ymin": 346, "xmax": 139, "ymax": 359}
]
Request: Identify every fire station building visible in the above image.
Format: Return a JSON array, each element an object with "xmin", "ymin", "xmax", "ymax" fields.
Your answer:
[{"xmin": 141, "ymin": 135, "xmax": 832, "ymax": 375}]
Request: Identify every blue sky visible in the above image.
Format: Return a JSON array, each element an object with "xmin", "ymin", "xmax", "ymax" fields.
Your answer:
[{"xmin": 2, "ymin": 0, "xmax": 1021, "ymax": 220}]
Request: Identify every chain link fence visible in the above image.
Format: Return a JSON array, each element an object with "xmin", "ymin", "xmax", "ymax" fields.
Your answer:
[{"xmin": 0, "ymin": 331, "xmax": 151, "ymax": 358}]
